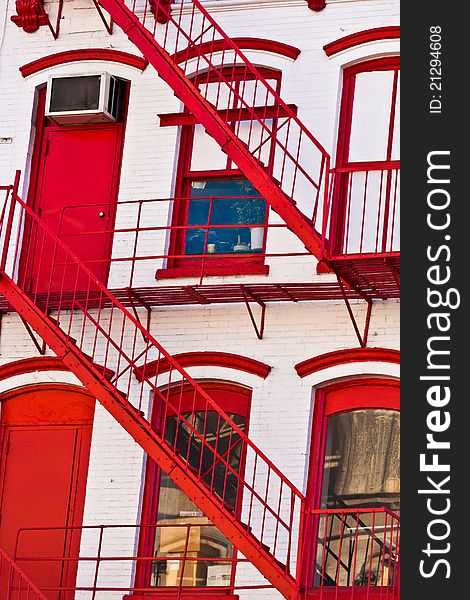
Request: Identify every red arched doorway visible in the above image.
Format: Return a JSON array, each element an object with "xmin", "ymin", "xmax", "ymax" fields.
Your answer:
[
  {"xmin": 0, "ymin": 384, "xmax": 95, "ymax": 599},
  {"xmin": 302, "ymin": 378, "xmax": 400, "ymax": 597}
]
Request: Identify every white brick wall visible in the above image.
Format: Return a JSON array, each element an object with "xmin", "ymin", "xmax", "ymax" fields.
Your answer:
[
  {"xmin": 0, "ymin": 299, "xmax": 399, "ymax": 597},
  {"xmin": 1, "ymin": 0, "xmax": 399, "ymax": 286},
  {"xmin": 0, "ymin": 0, "xmax": 399, "ymax": 597}
]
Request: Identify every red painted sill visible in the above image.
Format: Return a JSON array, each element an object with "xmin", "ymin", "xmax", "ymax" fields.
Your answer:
[
  {"xmin": 123, "ymin": 594, "xmax": 239, "ymax": 600},
  {"xmin": 156, "ymin": 264, "xmax": 269, "ymax": 279}
]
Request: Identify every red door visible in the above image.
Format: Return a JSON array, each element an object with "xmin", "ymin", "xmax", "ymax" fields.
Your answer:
[
  {"xmin": 23, "ymin": 123, "xmax": 123, "ymax": 294},
  {"xmin": 0, "ymin": 385, "xmax": 95, "ymax": 599}
]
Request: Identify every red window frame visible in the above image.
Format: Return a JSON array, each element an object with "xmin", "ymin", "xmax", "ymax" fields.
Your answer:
[
  {"xmin": 330, "ymin": 57, "xmax": 400, "ymax": 255},
  {"xmin": 135, "ymin": 381, "xmax": 252, "ymax": 596},
  {"xmin": 158, "ymin": 66, "xmax": 282, "ymax": 279},
  {"xmin": 301, "ymin": 378, "xmax": 400, "ymax": 591}
]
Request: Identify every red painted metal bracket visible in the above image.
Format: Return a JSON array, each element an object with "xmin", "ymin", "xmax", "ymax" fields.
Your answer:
[
  {"xmin": 240, "ymin": 285, "xmax": 266, "ymax": 340},
  {"xmin": 11, "ymin": 0, "xmax": 63, "ymax": 39},
  {"xmin": 149, "ymin": 0, "xmax": 172, "ymax": 24},
  {"xmin": 336, "ymin": 275, "xmax": 372, "ymax": 348},
  {"xmin": 92, "ymin": 0, "xmax": 114, "ymax": 34},
  {"xmin": 11, "ymin": 0, "xmax": 113, "ymax": 38},
  {"xmin": 306, "ymin": 0, "xmax": 326, "ymax": 11},
  {"xmin": 11, "ymin": 0, "xmax": 50, "ymax": 34},
  {"xmin": 388, "ymin": 257, "xmax": 401, "ymax": 292},
  {"xmin": 18, "ymin": 314, "xmax": 47, "ymax": 355},
  {"xmin": 126, "ymin": 287, "xmax": 152, "ymax": 343}
]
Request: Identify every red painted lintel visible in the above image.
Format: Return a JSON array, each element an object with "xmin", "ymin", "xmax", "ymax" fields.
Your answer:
[
  {"xmin": 135, "ymin": 352, "xmax": 271, "ymax": 382},
  {"xmin": 295, "ymin": 347, "xmax": 400, "ymax": 378},
  {"xmin": 159, "ymin": 104, "xmax": 298, "ymax": 127},
  {"xmin": 323, "ymin": 26, "xmax": 400, "ymax": 57},
  {"xmin": 20, "ymin": 49, "xmax": 148, "ymax": 78},
  {"xmin": 171, "ymin": 37, "xmax": 301, "ymax": 64}
]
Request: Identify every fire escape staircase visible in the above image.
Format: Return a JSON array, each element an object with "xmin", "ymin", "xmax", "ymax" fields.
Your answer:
[
  {"xmin": 0, "ymin": 185, "xmax": 304, "ymax": 599},
  {"xmin": 92, "ymin": 0, "xmax": 400, "ymax": 299},
  {"xmin": 0, "ymin": 1, "xmax": 399, "ymax": 597},
  {"xmin": 0, "ymin": 546, "xmax": 48, "ymax": 600},
  {"xmin": 97, "ymin": 0, "xmax": 332, "ymax": 263}
]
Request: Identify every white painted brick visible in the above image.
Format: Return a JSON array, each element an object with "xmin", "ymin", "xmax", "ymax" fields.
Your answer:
[{"xmin": 0, "ymin": 1, "xmax": 399, "ymax": 597}]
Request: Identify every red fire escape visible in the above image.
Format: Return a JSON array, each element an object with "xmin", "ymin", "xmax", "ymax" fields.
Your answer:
[{"xmin": 1, "ymin": 1, "xmax": 400, "ymax": 598}]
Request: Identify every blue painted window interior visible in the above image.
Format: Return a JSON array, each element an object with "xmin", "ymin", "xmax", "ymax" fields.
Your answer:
[{"xmin": 184, "ymin": 179, "xmax": 267, "ymax": 256}]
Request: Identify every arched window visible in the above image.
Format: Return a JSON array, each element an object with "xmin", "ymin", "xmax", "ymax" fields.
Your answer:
[
  {"xmin": 303, "ymin": 379, "xmax": 400, "ymax": 592},
  {"xmin": 137, "ymin": 381, "xmax": 251, "ymax": 593},
  {"xmin": 331, "ymin": 57, "xmax": 400, "ymax": 256},
  {"xmin": 158, "ymin": 66, "xmax": 285, "ymax": 278}
]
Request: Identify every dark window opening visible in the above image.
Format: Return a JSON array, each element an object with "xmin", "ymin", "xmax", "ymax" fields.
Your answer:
[
  {"xmin": 166, "ymin": 67, "xmax": 282, "ymax": 272},
  {"xmin": 149, "ymin": 410, "xmax": 246, "ymax": 588},
  {"xmin": 49, "ymin": 76, "xmax": 102, "ymax": 112},
  {"xmin": 185, "ymin": 179, "xmax": 266, "ymax": 257}
]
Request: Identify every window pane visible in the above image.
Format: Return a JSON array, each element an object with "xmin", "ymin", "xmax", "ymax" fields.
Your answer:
[
  {"xmin": 321, "ymin": 409, "xmax": 400, "ymax": 511},
  {"xmin": 348, "ymin": 70, "xmax": 395, "ymax": 163},
  {"xmin": 391, "ymin": 72, "xmax": 400, "ymax": 161},
  {"xmin": 190, "ymin": 124, "xmax": 228, "ymax": 171},
  {"xmin": 184, "ymin": 179, "xmax": 266, "ymax": 255},
  {"xmin": 151, "ymin": 410, "xmax": 246, "ymax": 588},
  {"xmin": 315, "ymin": 409, "xmax": 400, "ymax": 588},
  {"xmin": 236, "ymin": 119, "xmax": 273, "ymax": 167}
]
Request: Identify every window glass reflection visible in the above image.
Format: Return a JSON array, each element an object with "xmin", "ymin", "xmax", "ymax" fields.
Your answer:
[
  {"xmin": 321, "ymin": 409, "xmax": 400, "ymax": 511},
  {"xmin": 184, "ymin": 179, "xmax": 266, "ymax": 256},
  {"xmin": 315, "ymin": 409, "xmax": 400, "ymax": 588},
  {"xmin": 151, "ymin": 410, "xmax": 246, "ymax": 588}
]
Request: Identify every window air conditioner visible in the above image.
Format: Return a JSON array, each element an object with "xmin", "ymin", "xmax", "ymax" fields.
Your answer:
[{"xmin": 45, "ymin": 73, "xmax": 125, "ymax": 125}]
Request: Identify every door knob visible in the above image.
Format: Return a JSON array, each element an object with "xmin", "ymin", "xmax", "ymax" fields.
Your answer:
[{"xmin": 98, "ymin": 211, "xmax": 105, "ymax": 218}]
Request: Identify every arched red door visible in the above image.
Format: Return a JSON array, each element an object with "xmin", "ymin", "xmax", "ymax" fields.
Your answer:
[{"xmin": 0, "ymin": 384, "xmax": 95, "ymax": 599}]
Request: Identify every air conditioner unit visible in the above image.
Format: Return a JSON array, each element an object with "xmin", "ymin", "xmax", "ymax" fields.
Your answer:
[{"xmin": 45, "ymin": 73, "xmax": 125, "ymax": 125}]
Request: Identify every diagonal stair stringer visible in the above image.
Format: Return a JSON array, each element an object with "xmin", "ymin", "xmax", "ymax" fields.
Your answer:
[
  {"xmin": 0, "ymin": 269, "xmax": 298, "ymax": 599},
  {"xmin": 97, "ymin": 0, "xmax": 330, "ymax": 261}
]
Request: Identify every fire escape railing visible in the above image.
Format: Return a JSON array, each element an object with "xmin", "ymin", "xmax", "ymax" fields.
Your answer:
[
  {"xmin": 0, "ymin": 178, "xmax": 304, "ymax": 594},
  {"xmin": 303, "ymin": 507, "xmax": 400, "ymax": 598},
  {"xmin": 13, "ymin": 523, "xmax": 275, "ymax": 596},
  {"xmin": 11, "ymin": 509, "xmax": 399, "ymax": 599},
  {"xmin": 0, "ymin": 546, "xmax": 48, "ymax": 600},
  {"xmin": 20, "ymin": 188, "xmax": 399, "ymax": 299},
  {"xmin": 52, "ymin": 195, "xmax": 314, "ymax": 287},
  {"xmin": 326, "ymin": 164, "xmax": 400, "ymax": 258}
]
